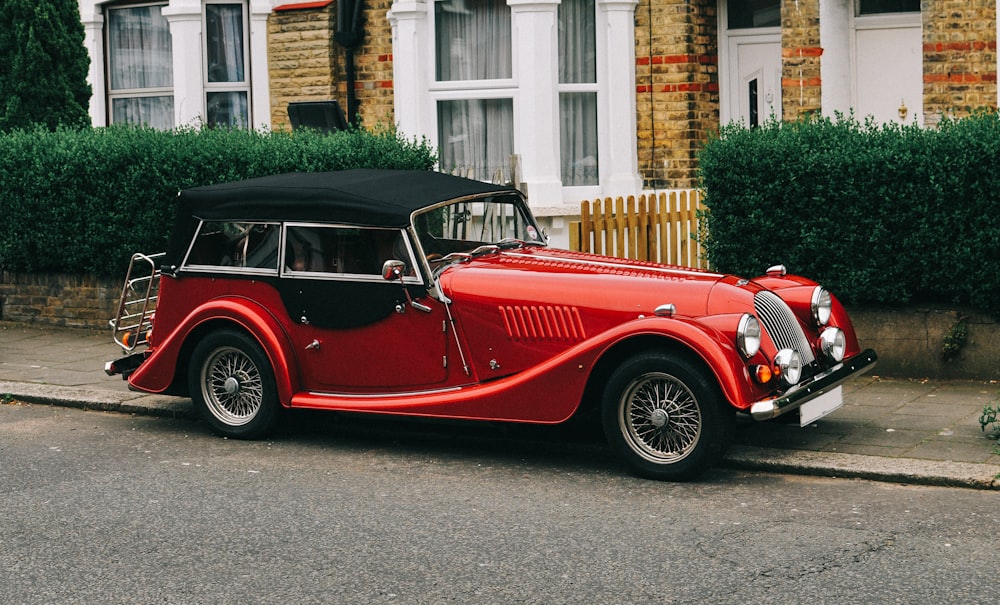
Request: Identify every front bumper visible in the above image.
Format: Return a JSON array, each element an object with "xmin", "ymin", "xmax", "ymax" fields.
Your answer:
[{"xmin": 749, "ymin": 349, "xmax": 878, "ymax": 421}]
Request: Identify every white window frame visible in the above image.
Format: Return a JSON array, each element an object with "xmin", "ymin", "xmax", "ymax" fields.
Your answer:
[
  {"xmin": 103, "ymin": 1, "xmax": 175, "ymax": 128},
  {"xmin": 80, "ymin": 0, "xmax": 271, "ymax": 129},
  {"xmin": 389, "ymin": 0, "xmax": 640, "ymax": 211},
  {"xmin": 429, "ymin": 0, "xmax": 520, "ymax": 182},
  {"xmin": 203, "ymin": 1, "xmax": 252, "ymax": 128}
]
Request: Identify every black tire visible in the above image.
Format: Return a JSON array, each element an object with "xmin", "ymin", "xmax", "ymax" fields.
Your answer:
[
  {"xmin": 188, "ymin": 329, "xmax": 280, "ymax": 439},
  {"xmin": 601, "ymin": 352, "xmax": 734, "ymax": 481}
]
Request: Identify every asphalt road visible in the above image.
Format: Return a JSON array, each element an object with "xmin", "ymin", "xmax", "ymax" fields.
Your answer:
[{"xmin": 2, "ymin": 402, "xmax": 997, "ymax": 604}]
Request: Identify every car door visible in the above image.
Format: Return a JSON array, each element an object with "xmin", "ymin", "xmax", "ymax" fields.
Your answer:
[{"xmin": 278, "ymin": 224, "xmax": 451, "ymax": 392}]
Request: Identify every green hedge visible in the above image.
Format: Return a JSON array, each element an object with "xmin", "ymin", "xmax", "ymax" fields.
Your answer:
[
  {"xmin": 698, "ymin": 112, "xmax": 1000, "ymax": 316},
  {"xmin": 0, "ymin": 126, "xmax": 435, "ymax": 277}
]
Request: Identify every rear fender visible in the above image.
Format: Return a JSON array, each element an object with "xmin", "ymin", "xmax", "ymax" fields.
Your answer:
[{"xmin": 128, "ymin": 298, "xmax": 298, "ymax": 405}]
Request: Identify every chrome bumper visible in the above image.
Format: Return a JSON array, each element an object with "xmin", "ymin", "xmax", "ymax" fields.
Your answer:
[
  {"xmin": 104, "ymin": 352, "xmax": 147, "ymax": 379},
  {"xmin": 749, "ymin": 349, "xmax": 878, "ymax": 421}
]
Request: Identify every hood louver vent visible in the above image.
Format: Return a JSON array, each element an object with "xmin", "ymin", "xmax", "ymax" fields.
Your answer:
[{"xmin": 499, "ymin": 305, "xmax": 586, "ymax": 341}]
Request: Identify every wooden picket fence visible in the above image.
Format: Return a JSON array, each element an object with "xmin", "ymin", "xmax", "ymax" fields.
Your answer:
[{"xmin": 568, "ymin": 190, "xmax": 708, "ymax": 269}]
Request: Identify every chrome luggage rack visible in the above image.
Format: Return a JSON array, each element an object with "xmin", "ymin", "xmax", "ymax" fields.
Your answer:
[{"xmin": 109, "ymin": 252, "xmax": 164, "ymax": 351}]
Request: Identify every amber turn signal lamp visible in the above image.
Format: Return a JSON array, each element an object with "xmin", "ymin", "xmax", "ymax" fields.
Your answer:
[{"xmin": 753, "ymin": 364, "xmax": 773, "ymax": 384}]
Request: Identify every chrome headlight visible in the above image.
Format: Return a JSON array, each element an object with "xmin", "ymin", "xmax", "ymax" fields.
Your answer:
[
  {"xmin": 811, "ymin": 287, "xmax": 832, "ymax": 326},
  {"xmin": 819, "ymin": 327, "xmax": 846, "ymax": 362},
  {"xmin": 737, "ymin": 314, "xmax": 762, "ymax": 358},
  {"xmin": 774, "ymin": 348, "xmax": 803, "ymax": 386}
]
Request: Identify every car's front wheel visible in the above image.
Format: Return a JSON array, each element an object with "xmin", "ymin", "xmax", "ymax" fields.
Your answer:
[
  {"xmin": 602, "ymin": 352, "xmax": 733, "ymax": 481},
  {"xmin": 188, "ymin": 329, "xmax": 280, "ymax": 439}
]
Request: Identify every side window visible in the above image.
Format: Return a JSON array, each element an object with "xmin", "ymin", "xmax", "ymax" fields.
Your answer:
[
  {"xmin": 184, "ymin": 221, "xmax": 279, "ymax": 273},
  {"xmin": 284, "ymin": 225, "xmax": 417, "ymax": 279}
]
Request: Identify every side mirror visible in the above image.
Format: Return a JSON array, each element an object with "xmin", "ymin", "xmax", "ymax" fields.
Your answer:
[
  {"xmin": 382, "ymin": 259, "xmax": 406, "ymax": 281},
  {"xmin": 381, "ymin": 259, "xmax": 432, "ymax": 314}
]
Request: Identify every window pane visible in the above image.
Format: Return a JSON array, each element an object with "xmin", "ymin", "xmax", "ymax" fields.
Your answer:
[
  {"xmin": 558, "ymin": 0, "xmax": 595, "ymax": 84},
  {"xmin": 206, "ymin": 4, "xmax": 245, "ymax": 83},
  {"xmin": 186, "ymin": 222, "xmax": 279, "ymax": 271},
  {"xmin": 858, "ymin": 0, "xmax": 920, "ymax": 14},
  {"xmin": 111, "ymin": 96, "xmax": 174, "ymax": 129},
  {"xmin": 435, "ymin": 0, "xmax": 512, "ymax": 81},
  {"xmin": 107, "ymin": 4, "xmax": 173, "ymax": 90},
  {"xmin": 727, "ymin": 0, "xmax": 780, "ymax": 29},
  {"xmin": 207, "ymin": 92, "xmax": 248, "ymax": 128},
  {"xmin": 437, "ymin": 99, "xmax": 514, "ymax": 183},
  {"xmin": 560, "ymin": 92, "xmax": 598, "ymax": 186}
]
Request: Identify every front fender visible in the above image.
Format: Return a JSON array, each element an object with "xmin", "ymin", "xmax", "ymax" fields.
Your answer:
[
  {"xmin": 596, "ymin": 315, "xmax": 757, "ymax": 410},
  {"xmin": 128, "ymin": 297, "xmax": 298, "ymax": 405}
]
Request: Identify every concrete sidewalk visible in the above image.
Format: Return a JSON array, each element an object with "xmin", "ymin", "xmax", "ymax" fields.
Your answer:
[{"xmin": 2, "ymin": 321, "xmax": 999, "ymax": 489}]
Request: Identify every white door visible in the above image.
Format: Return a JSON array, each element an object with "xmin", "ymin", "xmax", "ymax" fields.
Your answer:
[
  {"xmin": 722, "ymin": 32, "xmax": 782, "ymax": 126},
  {"xmin": 854, "ymin": 15, "xmax": 922, "ymax": 125}
]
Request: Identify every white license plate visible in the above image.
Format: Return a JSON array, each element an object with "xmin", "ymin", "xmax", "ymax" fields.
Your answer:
[{"xmin": 799, "ymin": 385, "xmax": 843, "ymax": 427}]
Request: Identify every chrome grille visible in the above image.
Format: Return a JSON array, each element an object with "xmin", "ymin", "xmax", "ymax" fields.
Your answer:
[{"xmin": 754, "ymin": 291, "xmax": 815, "ymax": 366}]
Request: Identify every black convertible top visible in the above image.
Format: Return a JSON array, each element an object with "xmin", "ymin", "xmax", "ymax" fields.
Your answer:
[{"xmin": 164, "ymin": 169, "xmax": 521, "ymax": 269}]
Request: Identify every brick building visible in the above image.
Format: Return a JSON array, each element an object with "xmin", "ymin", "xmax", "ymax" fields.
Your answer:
[{"xmin": 77, "ymin": 0, "xmax": 996, "ymax": 245}]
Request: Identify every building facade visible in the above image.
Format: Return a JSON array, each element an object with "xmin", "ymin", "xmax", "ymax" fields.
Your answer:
[{"xmin": 77, "ymin": 0, "xmax": 997, "ymax": 244}]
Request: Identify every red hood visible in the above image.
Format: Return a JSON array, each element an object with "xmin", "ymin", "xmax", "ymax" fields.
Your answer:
[{"xmin": 437, "ymin": 247, "xmax": 744, "ymax": 319}]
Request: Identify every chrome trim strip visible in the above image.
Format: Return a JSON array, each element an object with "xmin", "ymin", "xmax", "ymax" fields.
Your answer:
[
  {"xmin": 749, "ymin": 349, "xmax": 878, "ymax": 421},
  {"xmin": 306, "ymin": 386, "xmax": 465, "ymax": 399},
  {"xmin": 504, "ymin": 252, "xmax": 724, "ymax": 279}
]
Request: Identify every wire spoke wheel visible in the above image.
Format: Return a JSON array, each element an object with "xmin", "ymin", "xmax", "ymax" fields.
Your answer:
[
  {"xmin": 619, "ymin": 372, "xmax": 702, "ymax": 464},
  {"xmin": 202, "ymin": 346, "xmax": 264, "ymax": 426},
  {"xmin": 603, "ymin": 353, "xmax": 732, "ymax": 481},
  {"xmin": 189, "ymin": 330, "xmax": 279, "ymax": 439}
]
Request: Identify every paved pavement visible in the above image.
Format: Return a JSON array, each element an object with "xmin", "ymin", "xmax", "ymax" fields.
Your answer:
[{"xmin": 2, "ymin": 321, "xmax": 999, "ymax": 489}]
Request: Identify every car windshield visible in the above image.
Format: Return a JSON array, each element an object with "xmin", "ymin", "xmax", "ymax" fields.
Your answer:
[{"xmin": 413, "ymin": 194, "xmax": 543, "ymax": 259}]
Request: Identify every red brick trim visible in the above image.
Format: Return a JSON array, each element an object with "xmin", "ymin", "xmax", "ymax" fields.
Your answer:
[
  {"xmin": 636, "ymin": 54, "xmax": 717, "ymax": 66},
  {"xmin": 782, "ymin": 47, "xmax": 824, "ymax": 58},
  {"xmin": 924, "ymin": 72, "xmax": 998, "ymax": 84},
  {"xmin": 924, "ymin": 41, "xmax": 998, "ymax": 52},
  {"xmin": 782, "ymin": 77, "xmax": 822, "ymax": 87},
  {"xmin": 636, "ymin": 83, "xmax": 719, "ymax": 93}
]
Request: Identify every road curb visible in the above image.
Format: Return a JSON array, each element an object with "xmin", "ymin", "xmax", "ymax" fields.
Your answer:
[{"xmin": 724, "ymin": 445, "xmax": 1000, "ymax": 490}]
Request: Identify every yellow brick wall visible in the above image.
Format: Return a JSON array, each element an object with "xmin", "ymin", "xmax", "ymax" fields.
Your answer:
[
  {"xmin": 635, "ymin": 0, "xmax": 719, "ymax": 189},
  {"xmin": 268, "ymin": 4, "xmax": 338, "ymax": 130},
  {"xmin": 923, "ymin": 0, "xmax": 998, "ymax": 121},
  {"xmin": 780, "ymin": 0, "xmax": 822, "ymax": 119},
  {"xmin": 268, "ymin": 1, "xmax": 396, "ymax": 131}
]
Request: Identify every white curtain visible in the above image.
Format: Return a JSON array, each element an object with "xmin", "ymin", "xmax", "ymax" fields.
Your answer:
[
  {"xmin": 112, "ymin": 97, "xmax": 175, "ymax": 130},
  {"xmin": 107, "ymin": 5, "xmax": 173, "ymax": 90},
  {"xmin": 558, "ymin": 0, "xmax": 598, "ymax": 186},
  {"xmin": 438, "ymin": 99, "xmax": 514, "ymax": 182},
  {"xmin": 206, "ymin": 4, "xmax": 245, "ymax": 83},
  {"xmin": 435, "ymin": 0, "xmax": 514, "ymax": 181},
  {"xmin": 435, "ymin": 0, "xmax": 511, "ymax": 81}
]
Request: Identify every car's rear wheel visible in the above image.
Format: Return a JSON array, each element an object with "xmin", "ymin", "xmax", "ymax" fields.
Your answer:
[
  {"xmin": 188, "ymin": 329, "xmax": 279, "ymax": 439},
  {"xmin": 602, "ymin": 352, "xmax": 733, "ymax": 481}
]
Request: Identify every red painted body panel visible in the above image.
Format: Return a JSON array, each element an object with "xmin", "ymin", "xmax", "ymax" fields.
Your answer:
[
  {"xmin": 128, "ymin": 276, "xmax": 300, "ymax": 403},
  {"xmin": 125, "ymin": 243, "xmax": 852, "ymax": 423}
]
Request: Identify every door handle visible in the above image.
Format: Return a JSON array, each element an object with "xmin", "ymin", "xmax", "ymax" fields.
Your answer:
[{"xmin": 305, "ymin": 339, "xmax": 321, "ymax": 351}]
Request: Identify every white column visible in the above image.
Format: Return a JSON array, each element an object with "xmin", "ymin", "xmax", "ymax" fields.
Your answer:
[
  {"xmin": 819, "ymin": 0, "xmax": 852, "ymax": 117},
  {"xmin": 508, "ymin": 0, "xmax": 563, "ymax": 205},
  {"xmin": 596, "ymin": 0, "xmax": 641, "ymax": 195},
  {"xmin": 162, "ymin": 0, "xmax": 204, "ymax": 127},
  {"xmin": 249, "ymin": 0, "xmax": 272, "ymax": 129},
  {"xmin": 78, "ymin": 1, "xmax": 105, "ymax": 126},
  {"xmin": 388, "ymin": 0, "xmax": 431, "ymax": 140}
]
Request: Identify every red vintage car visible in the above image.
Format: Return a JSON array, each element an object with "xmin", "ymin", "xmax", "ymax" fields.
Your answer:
[{"xmin": 106, "ymin": 169, "xmax": 876, "ymax": 480}]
